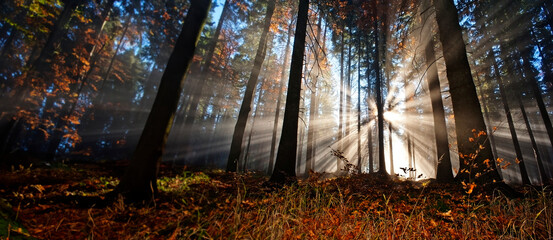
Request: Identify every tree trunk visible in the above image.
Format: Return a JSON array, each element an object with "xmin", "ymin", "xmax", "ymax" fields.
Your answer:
[
  {"xmin": 357, "ymin": 31, "xmax": 362, "ymax": 172},
  {"xmin": 521, "ymin": 32, "xmax": 553, "ymax": 152},
  {"xmin": 116, "ymin": 0, "xmax": 211, "ymax": 200},
  {"xmin": 270, "ymin": 0, "xmax": 309, "ymax": 183},
  {"xmin": 184, "ymin": 0, "xmax": 231, "ymax": 127},
  {"xmin": 374, "ymin": 1, "xmax": 386, "ymax": 176},
  {"xmin": 365, "ymin": 36, "xmax": 373, "ymax": 174},
  {"xmin": 515, "ymin": 44, "xmax": 551, "ymax": 184},
  {"xmin": 243, "ymin": 78, "xmax": 266, "ymax": 172},
  {"xmin": 306, "ymin": 14, "xmax": 322, "ymax": 174},
  {"xmin": 490, "ymin": 48, "xmax": 530, "ymax": 185},
  {"xmin": 471, "ymin": 57, "xmax": 499, "ymax": 161},
  {"xmin": 423, "ymin": 8, "xmax": 452, "ymax": 181},
  {"xmin": 226, "ymin": 1, "xmax": 275, "ymax": 172},
  {"xmin": 338, "ymin": 30, "xmax": 345, "ymax": 168},
  {"xmin": 268, "ymin": 26, "xmax": 293, "ymax": 175},
  {"xmin": 433, "ymin": 0, "xmax": 501, "ymax": 184}
]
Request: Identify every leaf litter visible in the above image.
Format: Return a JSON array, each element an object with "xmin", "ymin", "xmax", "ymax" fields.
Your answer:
[{"xmin": 0, "ymin": 163, "xmax": 551, "ymax": 239}]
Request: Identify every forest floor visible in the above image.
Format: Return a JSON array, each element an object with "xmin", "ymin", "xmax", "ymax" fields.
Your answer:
[{"xmin": 0, "ymin": 163, "xmax": 552, "ymax": 239}]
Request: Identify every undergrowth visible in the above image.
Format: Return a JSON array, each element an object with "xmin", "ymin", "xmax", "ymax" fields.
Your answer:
[{"xmin": 0, "ymin": 165, "xmax": 551, "ymax": 239}]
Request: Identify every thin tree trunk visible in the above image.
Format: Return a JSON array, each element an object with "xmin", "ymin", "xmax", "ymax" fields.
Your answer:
[
  {"xmin": 530, "ymin": 28, "xmax": 553, "ymax": 89},
  {"xmin": 184, "ymin": 0, "xmax": 231, "ymax": 126},
  {"xmin": 521, "ymin": 32, "xmax": 553, "ymax": 151},
  {"xmin": 490, "ymin": 48, "xmax": 530, "ymax": 185},
  {"xmin": 388, "ymin": 123, "xmax": 394, "ymax": 175},
  {"xmin": 373, "ymin": 1, "xmax": 386, "ymax": 175},
  {"xmin": 226, "ymin": 1, "xmax": 275, "ymax": 172},
  {"xmin": 346, "ymin": 28, "xmax": 352, "ymax": 140},
  {"xmin": 365, "ymin": 36, "xmax": 373, "ymax": 174},
  {"xmin": 116, "ymin": 0, "xmax": 210, "ymax": 200},
  {"xmin": 270, "ymin": 0, "xmax": 309, "ymax": 183},
  {"xmin": 306, "ymin": 14, "xmax": 322, "ymax": 174},
  {"xmin": 243, "ymin": 78, "xmax": 266, "ymax": 172},
  {"xmin": 339, "ymin": 30, "xmax": 344, "ymax": 159},
  {"xmin": 357, "ymin": 31, "xmax": 362, "ymax": 172},
  {"xmin": 517, "ymin": 93, "xmax": 548, "ymax": 184},
  {"xmin": 515, "ymin": 44, "xmax": 551, "ymax": 184}
]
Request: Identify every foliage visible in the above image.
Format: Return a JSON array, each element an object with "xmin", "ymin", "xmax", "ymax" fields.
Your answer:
[{"xmin": 1, "ymin": 165, "xmax": 552, "ymax": 239}]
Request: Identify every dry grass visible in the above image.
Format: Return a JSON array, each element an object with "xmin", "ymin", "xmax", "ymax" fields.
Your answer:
[{"xmin": 1, "ymin": 166, "xmax": 551, "ymax": 239}]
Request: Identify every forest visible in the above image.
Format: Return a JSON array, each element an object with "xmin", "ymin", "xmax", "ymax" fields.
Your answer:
[{"xmin": 0, "ymin": 0, "xmax": 552, "ymax": 238}]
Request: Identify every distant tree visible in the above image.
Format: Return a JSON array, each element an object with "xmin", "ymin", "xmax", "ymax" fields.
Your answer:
[
  {"xmin": 490, "ymin": 47, "xmax": 530, "ymax": 185},
  {"xmin": 116, "ymin": 0, "xmax": 211, "ymax": 200},
  {"xmin": 184, "ymin": 0, "xmax": 231, "ymax": 127},
  {"xmin": 270, "ymin": 0, "xmax": 309, "ymax": 183},
  {"xmin": 305, "ymin": 13, "xmax": 323, "ymax": 174}
]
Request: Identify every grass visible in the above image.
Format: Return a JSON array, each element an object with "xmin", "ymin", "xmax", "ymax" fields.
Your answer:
[{"xmin": 0, "ymin": 164, "xmax": 551, "ymax": 239}]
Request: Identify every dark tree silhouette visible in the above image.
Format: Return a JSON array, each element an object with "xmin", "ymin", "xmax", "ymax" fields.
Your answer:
[
  {"xmin": 226, "ymin": 1, "xmax": 276, "ymax": 172},
  {"xmin": 433, "ymin": 0, "xmax": 501, "ymax": 184},
  {"xmin": 422, "ymin": 0, "xmax": 452, "ymax": 182},
  {"xmin": 270, "ymin": 0, "xmax": 309, "ymax": 183},
  {"xmin": 373, "ymin": 1, "xmax": 386, "ymax": 176},
  {"xmin": 116, "ymin": 0, "xmax": 211, "ymax": 200}
]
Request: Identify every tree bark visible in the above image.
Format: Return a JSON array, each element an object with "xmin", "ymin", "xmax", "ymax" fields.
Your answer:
[
  {"xmin": 433, "ymin": 0, "xmax": 501, "ymax": 184},
  {"xmin": 422, "ymin": 7, "xmax": 452, "ymax": 181},
  {"xmin": 270, "ymin": 0, "xmax": 309, "ymax": 183},
  {"xmin": 116, "ymin": 0, "xmax": 211, "ymax": 200},
  {"xmin": 268, "ymin": 26, "xmax": 293, "ymax": 175},
  {"xmin": 373, "ymin": 1, "xmax": 386, "ymax": 175},
  {"xmin": 226, "ymin": 1, "xmax": 275, "ymax": 172}
]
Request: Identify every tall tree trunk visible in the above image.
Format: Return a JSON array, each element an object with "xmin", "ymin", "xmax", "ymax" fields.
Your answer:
[
  {"xmin": 423, "ymin": 2, "xmax": 452, "ymax": 181},
  {"xmin": 433, "ymin": 0, "xmax": 501, "ymax": 184},
  {"xmin": 515, "ymin": 44, "xmax": 551, "ymax": 184},
  {"xmin": 268, "ymin": 26, "xmax": 293, "ymax": 175},
  {"xmin": 243, "ymin": 78, "xmax": 266, "ymax": 172},
  {"xmin": 357, "ymin": 31, "xmax": 362, "ymax": 172},
  {"xmin": 517, "ymin": 94, "xmax": 548, "ymax": 184},
  {"xmin": 306, "ymin": 14, "xmax": 322, "ymax": 174},
  {"xmin": 388, "ymin": 123, "xmax": 394, "ymax": 175},
  {"xmin": 116, "ymin": 0, "xmax": 210, "ymax": 200},
  {"xmin": 270, "ymin": 0, "xmax": 309, "ymax": 183},
  {"xmin": 346, "ymin": 28, "xmax": 352, "ymax": 141},
  {"xmin": 184, "ymin": 0, "xmax": 231, "ymax": 126},
  {"xmin": 520, "ymin": 32, "xmax": 553, "ymax": 151},
  {"xmin": 471, "ymin": 57, "xmax": 499, "ymax": 161},
  {"xmin": 373, "ymin": 1, "xmax": 386, "ymax": 176},
  {"xmin": 297, "ymin": 118, "xmax": 305, "ymax": 173},
  {"xmin": 365, "ymin": 36, "xmax": 374, "ymax": 174},
  {"xmin": 490, "ymin": 48, "xmax": 530, "ymax": 185},
  {"xmin": 226, "ymin": 1, "xmax": 276, "ymax": 172},
  {"xmin": 338, "ymin": 30, "xmax": 345, "ymax": 165}
]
